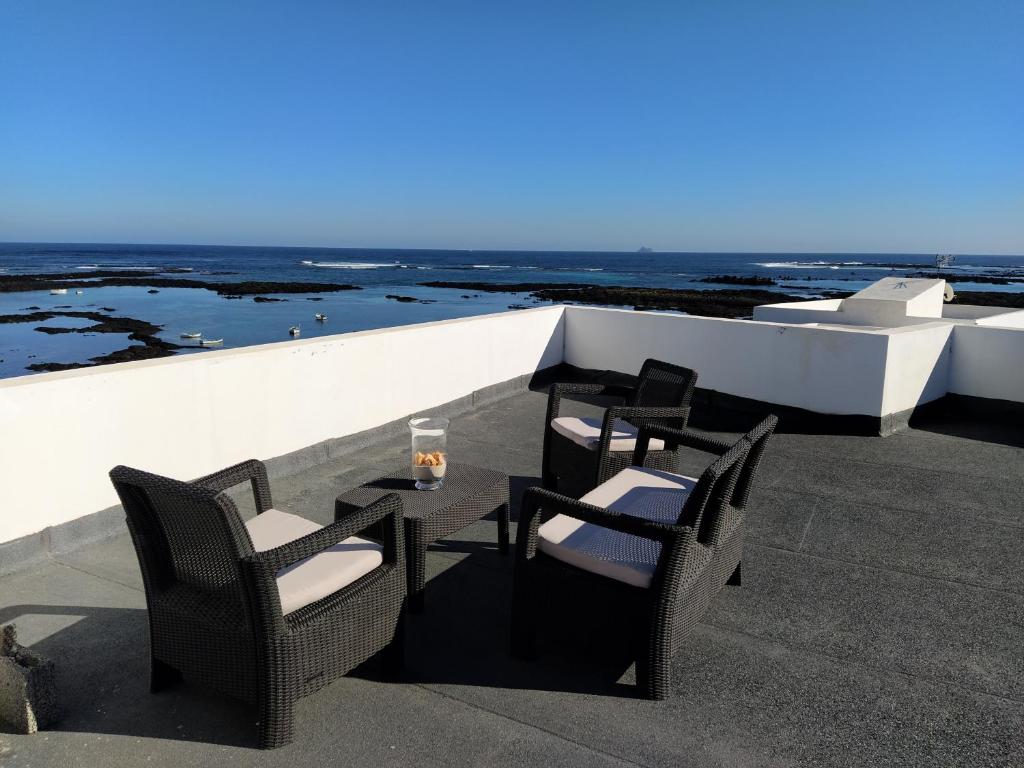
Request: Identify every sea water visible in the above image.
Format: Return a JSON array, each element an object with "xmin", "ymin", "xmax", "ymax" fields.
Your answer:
[{"xmin": 1, "ymin": 242, "xmax": 1021, "ymax": 379}]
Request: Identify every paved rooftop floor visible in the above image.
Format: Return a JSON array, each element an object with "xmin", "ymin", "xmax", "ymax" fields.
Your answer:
[{"xmin": 1, "ymin": 384, "xmax": 1022, "ymax": 767}]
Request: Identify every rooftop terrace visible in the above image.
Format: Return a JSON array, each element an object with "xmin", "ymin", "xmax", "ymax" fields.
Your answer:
[{"xmin": 2, "ymin": 380, "xmax": 1022, "ymax": 767}]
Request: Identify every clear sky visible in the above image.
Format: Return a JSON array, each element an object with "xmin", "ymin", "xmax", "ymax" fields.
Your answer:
[{"xmin": 1, "ymin": 1, "xmax": 1021, "ymax": 253}]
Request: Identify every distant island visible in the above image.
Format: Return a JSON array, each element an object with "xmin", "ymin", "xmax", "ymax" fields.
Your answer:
[{"xmin": 637, "ymin": 246, "xmax": 654, "ymax": 253}]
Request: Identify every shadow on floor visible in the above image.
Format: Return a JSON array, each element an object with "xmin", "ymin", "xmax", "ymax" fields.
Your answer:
[
  {"xmin": 0, "ymin": 474, "xmax": 645, "ymax": 748},
  {"xmin": 909, "ymin": 398, "xmax": 1024, "ymax": 448}
]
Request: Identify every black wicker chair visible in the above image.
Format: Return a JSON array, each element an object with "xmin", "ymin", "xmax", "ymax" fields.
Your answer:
[
  {"xmin": 512, "ymin": 415, "xmax": 776, "ymax": 700},
  {"xmin": 109, "ymin": 459, "xmax": 406, "ymax": 749},
  {"xmin": 542, "ymin": 359, "xmax": 697, "ymax": 498}
]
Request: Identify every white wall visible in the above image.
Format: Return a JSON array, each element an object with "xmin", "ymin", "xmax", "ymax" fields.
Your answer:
[
  {"xmin": 0, "ymin": 307, "xmax": 565, "ymax": 544},
  {"xmin": 879, "ymin": 323, "xmax": 953, "ymax": 416},
  {"xmin": 975, "ymin": 309, "xmax": 1024, "ymax": 329},
  {"xmin": 563, "ymin": 307, "xmax": 890, "ymax": 417},
  {"xmin": 752, "ymin": 299, "xmax": 845, "ymax": 325},
  {"xmin": 948, "ymin": 324, "xmax": 1024, "ymax": 402},
  {"xmin": 3, "ymin": 300, "xmax": 1022, "ymax": 548},
  {"xmin": 942, "ymin": 304, "xmax": 1013, "ymax": 321}
]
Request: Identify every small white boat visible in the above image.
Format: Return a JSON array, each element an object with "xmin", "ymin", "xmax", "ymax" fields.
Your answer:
[
  {"xmin": 200, "ymin": 338, "xmax": 223, "ymax": 347},
  {"xmin": 180, "ymin": 331, "xmax": 202, "ymax": 339},
  {"xmin": 289, "ymin": 326, "xmax": 301, "ymax": 336},
  {"xmin": 314, "ymin": 313, "xmax": 327, "ymax": 321},
  {"xmin": 50, "ymin": 288, "xmax": 68, "ymax": 295},
  {"xmin": 75, "ymin": 290, "xmax": 84, "ymax": 295}
]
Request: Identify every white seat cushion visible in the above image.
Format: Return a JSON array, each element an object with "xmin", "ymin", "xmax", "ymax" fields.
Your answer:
[
  {"xmin": 245, "ymin": 508, "xmax": 383, "ymax": 615},
  {"xmin": 537, "ymin": 467, "xmax": 697, "ymax": 588},
  {"xmin": 550, "ymin": 416, "xmax": 665, "ymax": 452}
]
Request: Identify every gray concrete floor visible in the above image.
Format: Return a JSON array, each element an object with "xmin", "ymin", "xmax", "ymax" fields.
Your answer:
[{"xmin": 1, "ymin": 387, "xmax": 1022, "ymax": 767}]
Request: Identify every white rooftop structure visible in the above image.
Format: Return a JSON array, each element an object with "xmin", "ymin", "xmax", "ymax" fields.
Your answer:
[{"xmin": 840, "ymin": 277, "xmax": 945, "ymax": 325}]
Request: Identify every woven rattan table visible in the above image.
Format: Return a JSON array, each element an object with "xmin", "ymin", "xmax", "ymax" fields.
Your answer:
[{"xmin": 335, "ymin": 462, "xmax": 510, "ymax": 613}]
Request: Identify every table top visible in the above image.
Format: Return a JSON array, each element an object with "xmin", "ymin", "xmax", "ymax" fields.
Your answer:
[{"xmin": 335, "ymin": 462, "xmax": 508, "ymax": 519}]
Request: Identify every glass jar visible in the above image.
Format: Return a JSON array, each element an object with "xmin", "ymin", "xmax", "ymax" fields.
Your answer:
[{"xmin": 409, "ymin": 416, "xmax": 448, "ymax": 490}]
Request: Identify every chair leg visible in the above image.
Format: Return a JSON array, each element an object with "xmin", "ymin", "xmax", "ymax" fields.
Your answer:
[
  {"xmin": 149, "ymin": 655, "xmax": 181, "ymax": 693},
  {"xmin": 497, "ymin": 502, "xmax": 510, "ymax": 556},
  {"xmin": 636, "ymin": 619, "xmax": 672, "ymax": 701},
  {"xmin": 636, "ymin": 650, "xmax": 670, "ymax": 701},
  {"xmin": 727, "ymin": 562, "xmax": 742, "ymax": 587},
  {"xmin": 407, "ymin": 523, "xmax": 427, "ymax": 614},
  {"xmin": 257, "ymin": 682, "xmax": 295, "ymax": 750}
]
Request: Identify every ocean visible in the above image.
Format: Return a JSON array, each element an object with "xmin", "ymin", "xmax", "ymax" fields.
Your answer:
[{"xmin": 1, "ymin": 242, "xmax": 1021, "ymax": 379}]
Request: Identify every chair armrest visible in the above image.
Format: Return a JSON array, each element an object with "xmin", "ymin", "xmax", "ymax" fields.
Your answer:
[
  {"xmin": 594, "ymin": 405, "xmax": 692, "ymax": 483},
  {"xmin": 241, "ymin": 494, "xmax": 404, "ymax": 633},
  {"xmin": 546, "ymin": 381, "xmax": 632, "ymax": 422},
  {"xmin": 516, "ymin": 486, "xmax": 682, "ymax": 562},
  {"xmin": 193, "ymin": 459, "xmax": 272, "ymax": 513},
  {"xmin": 246, "ymin": 493, "xmax": 404, "ymax": 574},
  {"xmin": 631, "ymin": 424, "xmax": 732, "ymax": 467}
]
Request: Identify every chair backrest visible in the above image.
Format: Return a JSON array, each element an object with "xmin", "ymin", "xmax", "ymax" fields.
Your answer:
[
  {"xmin": 109, "ymin": 466, "xmax": 255, "ymax": 595},
  {"xmin": 676, "ymin": 437, "xmax": 750, "ymax": 544},
  {"xmin": 629, "ymin": 359, "xmax": 698, "ymax": 410},
  {"xmin": 732, "ymin": 414, "xmax": 778, "ymax": 509}
]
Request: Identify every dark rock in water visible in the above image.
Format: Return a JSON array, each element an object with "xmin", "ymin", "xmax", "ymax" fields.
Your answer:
[
  {"xmin": 21, "ymin": 306, "xmax": 40, "ymax": 310},
  {"xmin": 8, "ymin": 309, "xmax": 184, "ymax": 373},
  {"xmin": 422, "ymin": 281, "xmax": 590, "ymax": 293},
  {"xmin": 253, "ymin": 296, "xmax": 287, "ymax": 302},
  {"xmin": 147, "ymin": 289, "xmax": 159, "ymax": 294},
  {"xmin": 0, "ymin": 270, "xmax": 362, "ymax": 296},
  {"xmin": 507, "ymin": 304, "xmax": 529, "ymax": 310},
  {"xmin": 223, "ymin": 295, "xmax": 242, "ymax": 300},
  {"xmin": 698, "ymin": 275, "xmax": 777, "ymax": 286},
  {"xmin": 910, "ymin": 271, "xmax": 1024, "ymax": 285},
  {"xmin": 306, "ymin": 297, "xmax": 324, "ymax": 301},
  {"xmin": 101, "ymin": 307, "xmax": 116, "ymax": 312},
  {"xmin": 420, "ymin": 281, "xmax": 808, "ymax": 318},
  {"xmin": 54, "ymin": 305, "xmax": 72, "ymax": 309},
  {"xmin": 385, "ymin": 294, "xmax": 436, "ymax": 304},
  {"xmin": 954, "ymin": 291, "xmax": 1024, "ymax": 308}
]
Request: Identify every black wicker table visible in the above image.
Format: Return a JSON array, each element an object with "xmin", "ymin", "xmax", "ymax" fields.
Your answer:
[{"xmin": 335, "ymin": 462, "xmax": 510, "ymax": 613}]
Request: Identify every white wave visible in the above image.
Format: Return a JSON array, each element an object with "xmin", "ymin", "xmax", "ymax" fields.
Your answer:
[
  {"xmin": 581, "ymin": 268, "xmax": 604, "ymax": 272},
  {"xmin": 471, "ymin": 264, "xmax": 511, "ymax": 269},
  {"xmin": 302, "ymin": 260, "xmax": 399, "ymax": 269},
  {"xmin": 753, "ymin": 261, "xmax": 891, "ymax": 270}
]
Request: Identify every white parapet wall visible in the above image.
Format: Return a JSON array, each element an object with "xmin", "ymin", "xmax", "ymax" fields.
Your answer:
[
  {"xmin": 563, "ymin": 306, "xmax": 891, "ymax": 417},
  {"xmin": 2, "ymin": 299, "xmax": 1022, "ymax": 551},
  {"xmin": 0, "ymin": 306, "xmax": 565, "ymax": 545},
  {"xmin": 948, "ymin": 323, "xmax": 1024, "ymax": 403},
  {"xmin": 879, "ymin": 323, "xmax": 954, "ymax": 417}
]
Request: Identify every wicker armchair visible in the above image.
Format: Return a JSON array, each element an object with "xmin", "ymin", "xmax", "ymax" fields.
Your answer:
[
  {"xmin": 513, "ymin": 416, "xmax": 776, "ymax": 700},
  {"xmin": 542, "ymin": 359, "xmax": 697, "ymax": 497},
  {"xmin": 109, "ymin": 459, "xmax": 406, "ymax": 749}
]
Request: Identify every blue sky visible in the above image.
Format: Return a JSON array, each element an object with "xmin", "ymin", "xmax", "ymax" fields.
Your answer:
[{"xmin": 1, "ymin": 1, "xmax": 1021, "ymax": 253}]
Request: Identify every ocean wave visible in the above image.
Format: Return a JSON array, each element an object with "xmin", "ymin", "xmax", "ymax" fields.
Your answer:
[
  {"xmin": 471, "ymin": 264, "xmax": 511, "ymax": 269},
  {"xmin": 77, "ymin": 264, "xmax": 162, "ymax": 271},
  {"xmin": 754, "ymin": 261, "xmax": 866, "ymax": 268},
  {"xmin": 302, "ymin": 260, "xmax": 399, "ymax": 269}
]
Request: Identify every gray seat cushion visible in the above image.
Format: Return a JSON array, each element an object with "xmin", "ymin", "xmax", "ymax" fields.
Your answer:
[
  {"xmin": 550, "ymin": 416, "xmax": 666, "ymax": 452},
  {"xmin": 537, "ymin": 466, "xmax": 696, "ymax": 588},
  {"xmin": 246, "ymin": 508, "xmax": 383, "ymax": 615}
]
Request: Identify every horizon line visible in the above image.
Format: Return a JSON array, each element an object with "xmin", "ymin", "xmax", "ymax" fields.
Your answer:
[{"xmin": 1, "ymin": 240, "xmax": 1022, "ymax": 259}]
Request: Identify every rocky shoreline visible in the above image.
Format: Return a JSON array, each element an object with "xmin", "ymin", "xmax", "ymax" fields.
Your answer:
[
  {"xmin": 0, "ymin": 309, "xmax": 184, "ymax": 372},
  {"xmin": 422, "ymin": 281, "xmax": 808, "ymax": 317},
  {"xmin": 422, "ymin": 281, "xmax": 1024, "ymax": 317},
  {"xmin": 0, "ymin": 270, "xmax": 361, "ymax": 297}
]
